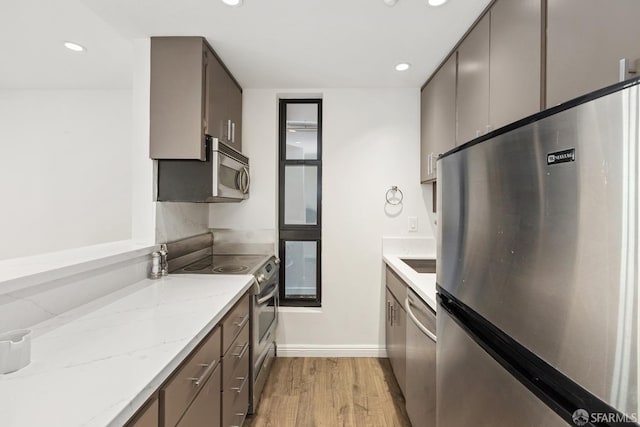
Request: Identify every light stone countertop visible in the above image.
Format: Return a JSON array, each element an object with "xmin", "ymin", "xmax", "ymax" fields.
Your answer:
[
  {"xmin": 383, "ymin": 254, "xmax": 437, "ymax": 312},
  {"xmin": 0, "ymin": 274, "xmax": 254, "ymax": 427}
]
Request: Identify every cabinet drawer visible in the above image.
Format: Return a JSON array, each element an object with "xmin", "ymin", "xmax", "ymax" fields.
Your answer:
[
  {"xmin": 222, "ymin": 294, "xmax": 250, "ymax": 356},
  {"xmin": 222, "ymin": 339, "xmax": 250, "ymax": 427},
  {"xmin": 223, "ymin": 322, "xmax": 250, "ymax": 387},
  {"xmin": 161, "ymin": 326, "xmax": 221, "ymax": 427},
  {"xmin": 176, "ymin": 364, "xmax": 221, "ymax": 427},
  {"xmin": 386, "ymin": 267, "xmax": 407, "ymax": 304}
]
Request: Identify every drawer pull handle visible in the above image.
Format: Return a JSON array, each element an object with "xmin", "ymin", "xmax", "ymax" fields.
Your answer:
[
  {"xmin": 233, "ymin": 314, "xmax": 249, "ymax": 329},
  {"xmin": 187, "ymin": 360, "xmax": 216, "ymax": 387},
  {"xmin": 231, "ymin": 376, "xmax": 248, "ymax": 394},
  {"xmin": 233, "ymin": 341, "xmax": 249, "ymax": 360}
]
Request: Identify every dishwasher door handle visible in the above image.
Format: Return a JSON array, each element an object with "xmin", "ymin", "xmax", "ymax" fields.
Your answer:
[{"xmin": 405, "ymin": 297, "xmax": 437, "ymax": 343}]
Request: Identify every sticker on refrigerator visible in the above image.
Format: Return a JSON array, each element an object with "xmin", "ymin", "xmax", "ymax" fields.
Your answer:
[{"xmin": 547, "ymin": 148, "xmax": 576, "ymax": 165}]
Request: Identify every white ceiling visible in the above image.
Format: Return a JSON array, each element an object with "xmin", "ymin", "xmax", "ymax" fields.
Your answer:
[
  {"xmin": 0, "ymin": 0, "xmax": 133, "ymax": 89},
  {"xmin": 1, "ymin": 0, "xmax": 491, "ymax": 90}
]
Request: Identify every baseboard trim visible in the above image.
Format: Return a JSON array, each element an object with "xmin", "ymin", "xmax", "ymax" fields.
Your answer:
[{"xmin": 277, "ymin": 344, "xmax": 387, "ymax": 358}]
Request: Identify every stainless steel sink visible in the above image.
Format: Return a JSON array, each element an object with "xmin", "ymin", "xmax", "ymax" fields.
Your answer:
[{"xmin": 401, "ymin": 258, "xmax": 436, "ymax": 274}]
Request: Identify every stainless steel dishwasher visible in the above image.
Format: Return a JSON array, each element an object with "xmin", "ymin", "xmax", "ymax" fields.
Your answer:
[{"xmin": 405, "ymin": 289, "xmax": 437, "ymax": 427}]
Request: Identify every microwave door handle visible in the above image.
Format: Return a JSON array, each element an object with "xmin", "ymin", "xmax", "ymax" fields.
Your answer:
[
  {"xmin": 241, "ymin": 167, "xmax": 250, "ymax": 194},
  {"xmin": 235, "ymin": 168, "xmax": 243, "ymax": 191}
]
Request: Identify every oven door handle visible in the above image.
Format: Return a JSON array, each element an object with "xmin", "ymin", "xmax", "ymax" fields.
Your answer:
[{"xmin": 257, "ymin": 285, "xmax": 278, "ymax": 305}]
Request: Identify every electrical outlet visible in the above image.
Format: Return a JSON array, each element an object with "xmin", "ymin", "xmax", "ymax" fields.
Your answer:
[{"xmin": 408, "ymin": 216, "xmax": 418, "ymax": 232}]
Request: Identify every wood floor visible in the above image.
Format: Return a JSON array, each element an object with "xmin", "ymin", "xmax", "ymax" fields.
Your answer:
[{"xmin": 245, "ymin": 358, "xmax": 412, "ymax": 427}]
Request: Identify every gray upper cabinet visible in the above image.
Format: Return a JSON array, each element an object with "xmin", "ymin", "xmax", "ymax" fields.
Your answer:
[
  {"xmin": 420, "ymin": 54, "xmax": 457, "ymax": 183},
  {"xmin": 547, "ymin": 0, "xmax": 640, "ymax": 107},
  {"xmin": 226, "ymin": 76, "xmax": 243, "ymax": 152},
  {"xmin": 150, "ymin": 37, "xmax": 242, "ymax": 160},
  {"xmin": 489, "ymin": 0, "xmax": 541, "ymax": 129},
  {"xmin": 150, "ymin": 37, "xmax": 208, "ymax": 160},
  {"xmin": 207, "ymin": 50, "xmax": 243, "ymax": 152},
  {"xmin": 457, "ymin": 0, "xmax": 542, "ymax": 146},
  {"xmin": 456, "ymin": 13, "xmax": 490, "ymax": 145}
]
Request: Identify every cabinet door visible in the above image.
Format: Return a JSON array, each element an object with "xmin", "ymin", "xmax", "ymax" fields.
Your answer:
[
  {"xmin": 207, "ymin": 48, "xmax": 229, "ymax": 144},
  {"xmin": 385, "ymin": 288, "xmax": 393, "ymax": 359},
  {"xmin": 227, "ymin": 81, "xmax": 243, "ymax": 152},
  {"xmin": 386, "ymin": 290, "xmax": 406, "ymax": 396},
  {"xmin": 547, "ymin": 0, "xmax": 640, "ymax": 106},
  {"xmin": 456, "ymin": 14, "xmax": 490, "ymax": 145},
  {"xmin": 489, "ymin": 0, "xmax": 542, "ymax": 129},
  {"xmin": 176, "ymin": 365, "xmax": 221, "ymax": 427},
  {"xmin": 150, "ymin": 37, "xmax": 206, "ymax": 160},
  {"xmin": 420, "ymin": 53, "xmax": 457, "ymax": 182}
]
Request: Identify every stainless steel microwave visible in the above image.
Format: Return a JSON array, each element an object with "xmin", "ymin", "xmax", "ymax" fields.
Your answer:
[{"xmin": 156, "ymin": 137, "xmax": 249, "ymax": 202}]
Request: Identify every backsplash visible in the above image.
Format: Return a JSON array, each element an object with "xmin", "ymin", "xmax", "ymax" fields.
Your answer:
[
  {"xmin": 210, "ymin": 228, "xmax": 276, "ymax": 255},
  {"xmin": 156, "ymin": 202, "xmax": 210, "ymax": 244},
  {"xmin": 382, "ymin": 236, "xmax": 437, "ymax": 257}
]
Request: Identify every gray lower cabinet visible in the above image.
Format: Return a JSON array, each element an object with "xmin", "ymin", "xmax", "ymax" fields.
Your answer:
[
  {"xmin": 221, "ymin": 295, "xmax": 250, "ymax": 427},
  {"xmin": 385, "ymin": 269, "xmax": 407, "ymax": 395},
  {"xmin": 161, "ymin": 326, "xmax": 222, "ymax": 427},
  {"xmin": 126, "ymin": 397, "xmax": 158, "ymax": 427},
  {"xmin": 547, "ymin": 0, "xmax": 640, "ymax": 107},
  {"xmin": 177, "ymin": 366, "xmax": 222, "ymax": 427}
]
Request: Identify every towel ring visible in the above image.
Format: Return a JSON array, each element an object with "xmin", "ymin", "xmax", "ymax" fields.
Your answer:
[{"xmin": 385, "ymin": 186, "xmax": 403, "ymax": 205}]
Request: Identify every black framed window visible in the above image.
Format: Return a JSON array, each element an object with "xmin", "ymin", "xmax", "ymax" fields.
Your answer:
[{"xmin": 278, "ymin": 99, "xmax": 322, "ymax": 306}]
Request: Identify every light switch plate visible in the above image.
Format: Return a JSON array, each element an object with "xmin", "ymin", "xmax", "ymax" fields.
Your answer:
[{"xmin": 408, "ymin": 216, "xmax": 418, "ymax": 232}]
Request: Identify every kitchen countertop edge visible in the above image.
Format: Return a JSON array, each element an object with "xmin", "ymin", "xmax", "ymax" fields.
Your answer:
[{"xmin": 383, "ymin": 254, "xmax": 437, "ymax": 312}]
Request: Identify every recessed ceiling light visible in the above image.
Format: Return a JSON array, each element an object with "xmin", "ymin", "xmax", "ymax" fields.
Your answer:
[
  {"xmin": 395, "ymin": 62, "xmax": 411, "ymax": 72},
  {"xmin": 383, "ymin": 0, "xmax": 399, "ymax": 6},
  {"xmin": 428, "ymin": 0, "xmax": 448, "ymax": 6},
  {"xmin": 221, "ymin": 0, "xmax": 243, "ymax": 6},
  {"xmin": 64, "ymin": 41, "xmax": 86, "ymax": 52}
]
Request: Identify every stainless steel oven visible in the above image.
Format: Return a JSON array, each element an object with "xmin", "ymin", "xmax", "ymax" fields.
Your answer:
[{"xmin": 250, "ymin": 266, "xmax": 279, "ymax": 414}]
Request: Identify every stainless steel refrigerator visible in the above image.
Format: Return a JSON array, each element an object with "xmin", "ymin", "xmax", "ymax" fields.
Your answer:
[{"xmin": 437, "ymin": 77, "xmax": 640, "ymax": 427}]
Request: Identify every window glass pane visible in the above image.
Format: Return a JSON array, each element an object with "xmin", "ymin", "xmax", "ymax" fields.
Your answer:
[
  {"xmin": 284, "ymin": 241, "xmax": 317, "ymax": 298},
  {"xmin": 284, "ymin": 165, "xmax": 317, "ymax": 225},
  {"xmin": 285, "ymin": 103, "xmax": 318, "ymax": 160}
]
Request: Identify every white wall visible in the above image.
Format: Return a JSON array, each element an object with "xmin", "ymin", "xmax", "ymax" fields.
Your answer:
[
  {"xmin": 210, "ymin": 88, "xmax": 435, "ymax": 355},
  {"xmin": 0, "ymin": 89, "xmax": 132, "ymax": 260},
  {"xmin": 129, "ymin": 39, "xmax": 210, "ymax": 246}
]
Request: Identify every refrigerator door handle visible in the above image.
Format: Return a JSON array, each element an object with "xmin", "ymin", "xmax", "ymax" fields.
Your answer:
[{"xmin": 405, "ymin": 297, "xmax": 437, "ymax": 343}]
